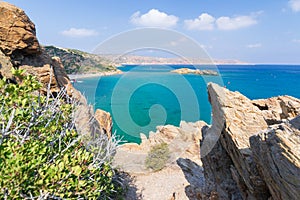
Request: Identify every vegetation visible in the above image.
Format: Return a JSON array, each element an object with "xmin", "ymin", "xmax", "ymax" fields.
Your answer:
[
  {"xmin": 145, "ymin": 142, "xmax": 170, "ymax": 172},
  {"xmin": 0, "ymin": 69, "xmax": 122, "ymax": 199},
  {"xmin": 44, "ymin": 46, "xmax": 117, "ymax": 74}
]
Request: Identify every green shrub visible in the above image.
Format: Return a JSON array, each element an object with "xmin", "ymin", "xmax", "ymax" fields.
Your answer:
[
  {"xmin": 145, "ymin": 142, "xmax": 170, "ymax": 172},
  {"xmin": 0, "ymin": 69, "xmax": 122, "ymax": 199}
]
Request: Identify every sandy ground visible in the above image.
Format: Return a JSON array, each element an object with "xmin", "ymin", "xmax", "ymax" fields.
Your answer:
[{"xmin": 68, "ymin": 70, "xmax": 122, "ymax": 80}]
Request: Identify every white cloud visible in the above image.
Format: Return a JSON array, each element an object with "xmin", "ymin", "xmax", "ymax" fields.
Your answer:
[
  {"xmin": 130, "ymin": 9, "xmax": 178, "ymax": 28},
  {"xmin": 216, "ymin": 15, "xmax": 257, "ymax": 30},
  {"xmin": 184, "ymin": 13, "xmax": 215, "ymax": 30},
  {"xmin": 184, "ymin": 13, "xmax": 258, "ymax": 31},
  {"xmin": 289, "ymin": 0, "xmax": 300, "ymax": 12},
  {"xmin": 246, "ymin": 43, "xmax": 262, "ymax": 48},
  {"xmin": 61, "ymin": 28, "xmax": 99, "ymax": 37}
]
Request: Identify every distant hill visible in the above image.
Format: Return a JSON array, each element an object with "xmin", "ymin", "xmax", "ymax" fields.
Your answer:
[
  {"xmin": 44, "ymin": 46, "xmax": 118, "ymax": 74},
  {"xmin": 44, "ymin": 46, "xmax": 246, "ymax": 75}
]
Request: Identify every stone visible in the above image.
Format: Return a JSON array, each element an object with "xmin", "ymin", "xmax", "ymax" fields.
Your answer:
[
  {"xmin": 201, "ymin": 83, "xmax": 270, "ymax": 199},
  {"xmin": 94, "ymin": 109, "xmax": 112, "ymax": 138},
  {"xmin": 0, "ymin": 49, "xmax": 14, "ymax": 80},
  {"xmin": 0, "ymin": 2, "xmax": 41, "ymax": 56},
  {"xmin": 250, "ymin": 123, "xmax": 300, "ymax": 200},
  {"xmin": 252, "ymin": 96, "xmax": 300, "ymax": 125},
  {"xmin": 290, "ymin": 115, "xmax": 300, "ymax": 130}
]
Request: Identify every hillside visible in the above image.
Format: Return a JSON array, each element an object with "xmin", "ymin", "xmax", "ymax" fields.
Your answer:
[{"xmin": 44, "ymin": 46, "xmax": 118, "ymax": 74}]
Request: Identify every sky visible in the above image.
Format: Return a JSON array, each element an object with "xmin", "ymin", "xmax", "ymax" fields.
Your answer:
[{"xmin": 4, "ymin": 0, "xmax": 300, "ymax": 64}]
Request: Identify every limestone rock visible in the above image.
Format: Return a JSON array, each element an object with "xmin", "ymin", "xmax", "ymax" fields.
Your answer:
[
  {"xmin": 252, "ymin": 96, "xmax": 300, "ymax": 125},
  {"xmin": 250, "ymin": 123, "xmax": 300, "ymax": 200},
  {"xmin": 95, "ymin": 109, "xmax": 112, "ymax": 138},
  {"xmin": 202, "ymin": 83, "xmax": 270, "ymax": 199},
  {"xmin": 0, "ymin": 2, "xmax": 41, "ymax": 56}
]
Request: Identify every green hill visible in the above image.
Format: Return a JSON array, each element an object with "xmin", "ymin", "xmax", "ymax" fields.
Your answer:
[{"xmin": 44, "ymin": 46, "xmax": 117, "ymax": 74}]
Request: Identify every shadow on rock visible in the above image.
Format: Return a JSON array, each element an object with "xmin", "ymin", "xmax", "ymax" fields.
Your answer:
[
  {"xmin": 176, "ymin": 158, "xmax": 204, "ymax": 200},
  {"xmin": 116, "ymin": 171, "xmax": 143, "ymax": 200}
]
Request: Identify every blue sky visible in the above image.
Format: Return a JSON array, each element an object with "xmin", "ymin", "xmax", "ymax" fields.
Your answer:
[{"xmin": 4, "ymin": 0, "xmax": 300, "ymax": 63}]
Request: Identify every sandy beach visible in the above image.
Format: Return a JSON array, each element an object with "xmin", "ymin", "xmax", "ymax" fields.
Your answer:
[{"xmin": 68, "ymin": 70, "xmax": 123, "ymax": 80}]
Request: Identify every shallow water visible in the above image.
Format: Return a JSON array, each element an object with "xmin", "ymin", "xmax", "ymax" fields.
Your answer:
[{"xmin": 74, "ymin": 65, "xmax": 300, "ymax": 143}]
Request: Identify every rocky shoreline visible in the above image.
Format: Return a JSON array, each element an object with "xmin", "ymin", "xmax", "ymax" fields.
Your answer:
[{"xmin": 114, "ymin": 83, "xmax": 300, "ymax": 199}]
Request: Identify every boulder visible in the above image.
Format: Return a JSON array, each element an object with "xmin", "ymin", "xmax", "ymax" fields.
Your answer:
[
  {"xmin": 94, "ymin": 109, "xmax": 112, "ymax": 138},
  {"xmin": 0, "ymin": 2, "xmax": 41, "ymax": 56},
  {"xmin": 0, "ymin": 2, "xmax": 73, "ymax": 95}
]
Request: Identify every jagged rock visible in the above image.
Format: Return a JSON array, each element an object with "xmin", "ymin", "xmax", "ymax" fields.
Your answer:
[
  {"xmin": 95, "ymin": 109, "xmax": 112, "ymax": 138},
  {"xmin": 202, "ymin": 83, "xmax": 270, "ymax": 199},
  {"xmin": 250, "ymin": 123, "xmax": 300, "ymax": 200},
  {"xmin": 0, "ymin": 2, "xmax": 41, "ymax": 56},
  {"xmin": 252, "ymin": 96, "xmax": 300, "ymax": 125},
  {"xmin": 0, "ymin": 2, "xmax": 73, "ymax": 95},
  {"xmin": 201, "ymin": 125, "xmax": 243, "ymax": 200}
]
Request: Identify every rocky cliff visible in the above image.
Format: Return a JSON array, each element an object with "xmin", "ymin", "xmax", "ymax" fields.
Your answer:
[
  {"xmin": 0, "ymin": 2, "xmax": 108, "ymax": 138},
  {"xmin": 0, "ymin": 2, "xmax": 72, "ymax": 95},
  {"xmin": 201, "ymin": 83, "xmax": 300, "ymax": 200}
]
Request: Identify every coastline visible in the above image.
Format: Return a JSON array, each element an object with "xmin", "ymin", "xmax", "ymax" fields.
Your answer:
[{"xmin": 68, "ymin": 70, "xmax": 123, "ymax": 80}]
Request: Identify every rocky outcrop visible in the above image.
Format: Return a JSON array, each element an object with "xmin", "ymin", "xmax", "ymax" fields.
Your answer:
[
  {"xmin": 171, "ymin": 68, "xmax": 218, "ymax": 76},
  {"xmin": 250, "ymin": 122, "xmax": 300, "ymax": 200},
  {"xmin": 94, "ymin": 109, "xmax": 112, "ymax": 138},
  {"xmin": 0, "ymin": 2, "xmax": 40, "ymax": 56},
  {"xmin": 201, "ymin": 83, "xmax": 300, "ymax": 200},
  {"xmin": 0, "ymin": 2, "xmax": 108, "ymax": 139},
  {"xmin": 0, "ymin": 2, "xmax": 73, "ymax": 95},
  {"xmin": 201, "ymin": 83, "xmax": 270, "ymax": 199},
  {"xmin": 252, "ymin": 96, "xmax": 300, "ymax": 125}
]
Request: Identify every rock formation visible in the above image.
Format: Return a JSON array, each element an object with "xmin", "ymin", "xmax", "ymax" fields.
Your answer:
[
  {"xmin": 0, "ymin": 2, "xmax": 71, "ymax": 95},
  {"xmin": 94, "ymin": 109, "xmax": 112, "ymax": 138},
  {"xmin": 201, "ymin": 83, "xmax": 300, "ymax": 200},
  {"xmin": 0, "ymin": 2, "xmax": 107, "ymax": 139},
  {"xmin": 250, "ymin": 122, "xmax": 300, "ymax": 200},
  {"xmin": 171, "ymin": 68, "xmax": 218, "ymax": 76},
  {"xmin": 0, "ymin": 2, "xmax": 40, "ymax": 56}
]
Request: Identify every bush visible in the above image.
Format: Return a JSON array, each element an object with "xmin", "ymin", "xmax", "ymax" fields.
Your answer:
[
  {"xmin": 145, "ymin": 142, "xmax": 170, "ymax": 172},
  {"xmin": 0, "ymin": 69, "xmax": 122, "ymax": 199}
]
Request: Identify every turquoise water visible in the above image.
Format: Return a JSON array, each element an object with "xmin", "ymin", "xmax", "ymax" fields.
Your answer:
[{"xmin": 74, "ymin": 65, "xmax": 300, "ymax": 143}]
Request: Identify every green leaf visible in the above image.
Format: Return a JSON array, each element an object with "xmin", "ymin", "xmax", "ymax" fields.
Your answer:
[{"xmin": 72, "ymin": 166, "xmax": 82, "ymax": 176}]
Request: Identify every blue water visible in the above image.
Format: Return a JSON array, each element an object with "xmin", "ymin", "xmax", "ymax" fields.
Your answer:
[{"xmin": 74, "ymin": 65, "xmax": 300, "ymax": 143}]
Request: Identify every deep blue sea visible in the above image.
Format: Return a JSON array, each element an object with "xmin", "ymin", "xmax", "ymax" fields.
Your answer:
[{"xmin": 74, "ymin": 65, "xmax": 300, "ymax": 143}]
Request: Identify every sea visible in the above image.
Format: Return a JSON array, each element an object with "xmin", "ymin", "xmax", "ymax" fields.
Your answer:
[{"xmin": 73, "ymin": 65, "xmax": 300, "ymax": 143}]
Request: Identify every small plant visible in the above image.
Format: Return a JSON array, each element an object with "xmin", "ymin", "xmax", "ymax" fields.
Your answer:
[
  {"xmin": 0, "ymin": 69, "xmax": 122, "ymax": 199},
  {"xmin": 145, "ymin": 142, "xmax": 170, "ymax": 171}
]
